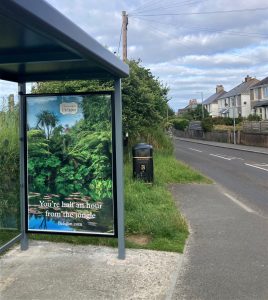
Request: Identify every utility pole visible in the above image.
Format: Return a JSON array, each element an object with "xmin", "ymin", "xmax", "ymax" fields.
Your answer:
[
  {"xmin": 232, "ymin": 98, "xmax": 236, "ymax": 145},
  {"xmin": 122, "ymin": 11, "xmax": 128, "ymax": 62},
  {"xmin": 201, "ymin": 92, "xmax": 204, "ymax": 119}
]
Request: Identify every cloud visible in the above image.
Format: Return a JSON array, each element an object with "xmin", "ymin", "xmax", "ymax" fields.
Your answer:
[{"xmin": 1, "ymin": 0, "xmax": 266, "ymax": 111}]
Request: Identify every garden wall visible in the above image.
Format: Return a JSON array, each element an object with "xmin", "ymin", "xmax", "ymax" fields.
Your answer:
[{"xmin": 173, "ymin": 129, "xmax": 268, "ymax": 148}]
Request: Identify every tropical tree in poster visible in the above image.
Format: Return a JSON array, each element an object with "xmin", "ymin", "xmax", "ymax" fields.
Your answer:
[
  {"xmin": 36, "ymin": 110, "xmax": 58, "ymax": 139},
  {"xmin": 27, "ymin": 94, "xmax": 115, "ymax": 235}
]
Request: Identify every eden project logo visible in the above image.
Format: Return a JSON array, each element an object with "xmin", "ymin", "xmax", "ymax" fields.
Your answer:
[{"xmin": 60, "ymin": 102, "xmax": 78, "ymax": 115}]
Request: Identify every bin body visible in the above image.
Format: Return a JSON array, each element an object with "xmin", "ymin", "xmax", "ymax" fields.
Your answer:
[{"xmin": 132, "ymin": 143, "xmax": 153, "ymax": 182}]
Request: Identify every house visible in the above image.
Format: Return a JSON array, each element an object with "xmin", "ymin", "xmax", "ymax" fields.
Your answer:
[
  {"xmin": 250, "ymin": 76, "xmax": 268, "ymax": 120},
  {"xmin": 177, "ymin": 99, "xmax": 198, "ymax": 116},
  {"xmin": 217, "ymin": 75, "xmax": 259, "ymax": 118},
  {"xmin": 203, "ymin": 85, "xmax": 226, "ymax": 117}
]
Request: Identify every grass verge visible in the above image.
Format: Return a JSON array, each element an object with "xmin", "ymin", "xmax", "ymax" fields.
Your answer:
[{"xmin": 29, "ymin": 150, "xmax": 210, "ymax": 253}]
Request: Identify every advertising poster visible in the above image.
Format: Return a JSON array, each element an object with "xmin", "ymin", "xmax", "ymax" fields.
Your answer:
[{"xmin": 26, "ymin": 93, "xmax": 116, "ymax": 236}]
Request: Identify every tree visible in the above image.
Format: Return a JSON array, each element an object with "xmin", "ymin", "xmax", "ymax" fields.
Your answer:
[
  {"xmin": 122, "ymin": 60, "xmax": 169, "ymax": 136},
  {"xmin": 182, "ymin": 104, "xmax": 209, "ymax": 121},
  {"xmin": 32, "ymin": 59, "xmax": 171, "ymax": 138},
  {"xmin": 36, "ymin": 110, "xmax": 58, "ymax": 139}
]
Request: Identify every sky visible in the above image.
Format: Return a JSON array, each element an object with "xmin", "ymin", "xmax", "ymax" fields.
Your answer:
[
  {"xmin": 1, "ymin": 0, "xmax": 268, "ymax": 111},
  {"xmin": 27, "ymin": 96, "xmax": 84, "ymax": 129}
]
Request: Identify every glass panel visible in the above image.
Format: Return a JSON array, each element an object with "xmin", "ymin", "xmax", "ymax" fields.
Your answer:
[
  {"xmin": 263, "ymin": 87, "xmax": 268, "ymax": 98},
  {"xmin": 26, "ymin": 93, "xmax": 116, "ymax": 236},
  {"xmin": 0, "ymin": 92, "xmax": 20, "ymax": 247}
]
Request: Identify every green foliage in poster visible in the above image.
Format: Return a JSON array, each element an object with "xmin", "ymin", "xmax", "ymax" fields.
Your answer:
[{"xmin": 27, "ymin": 94, "xmax": 113, "ymax": 202}]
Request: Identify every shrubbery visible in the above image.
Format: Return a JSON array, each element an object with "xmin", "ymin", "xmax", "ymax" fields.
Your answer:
[
  {"xmin": 247, "ymin": 114, "xmax": 261, "ymax": 121},
  {"xmin": 201, "ymin": 117, "xmax": 214, "ymax": 132},
  {"xmin": 172, "ymin": 118, "xmax": 189, "ymax": 131},
  {"xmin": 212, "ymin": 116, "xmax": 243, "ymax": 126}
]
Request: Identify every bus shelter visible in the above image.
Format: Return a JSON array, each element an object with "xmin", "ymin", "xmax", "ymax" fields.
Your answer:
[{"xmin": 0, "ymin": 0, "xmax": 129, "ymax": 258}]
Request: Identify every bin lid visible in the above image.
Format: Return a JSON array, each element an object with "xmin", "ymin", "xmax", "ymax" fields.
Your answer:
[{"xmin": 132, "ymin": 143, "xmax": 153, "ymax": 157}]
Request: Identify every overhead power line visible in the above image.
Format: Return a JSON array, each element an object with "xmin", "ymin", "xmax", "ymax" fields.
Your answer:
[
  {"xmin": 117, "ymin": 23, "xmax": 123, "ymax": 56},
  {"xmin": 132, "ymin": 16, "xmax": 268, "ymax": 39},
  {"xmin": 130, "ymin": 17, "xmax": 265, "ymax": 59},
  {"xmin": 131, "ymin": 7, "xmax": 268, "ymax": 17},
  {"xmin": 131, "ymin": 0, "xmax": 199, "ymax": 15}
]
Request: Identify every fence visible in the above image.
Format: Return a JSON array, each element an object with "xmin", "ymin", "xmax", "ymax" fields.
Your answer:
[
  {"xmin": 173, "ymin": 128, "xmax": 268, "ymax": 148},
  {"xmin": 243, "ymin": 121, "xmax": 268, "ymax": 134}
]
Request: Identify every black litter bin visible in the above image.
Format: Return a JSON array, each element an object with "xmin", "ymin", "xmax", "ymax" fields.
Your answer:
[{"xmin": 132, "ymin": 143, "xmax": 153, "ymax": 182}]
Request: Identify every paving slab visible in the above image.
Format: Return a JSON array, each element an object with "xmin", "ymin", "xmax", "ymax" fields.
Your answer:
[{"xmin": 0, "ymin": 241, "xmax": 182, "ymax": 300}]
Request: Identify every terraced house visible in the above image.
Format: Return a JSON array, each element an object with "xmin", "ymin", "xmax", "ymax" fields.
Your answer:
[
  {"xmin": 250, "ymin": 76, "xmax": 268, "ymax": 120},
  {"xmin": 217, "ymin": 75, "xmax": 259, "ymax": 118},
  {"xmin": 203, "ymin": 85, "xmax": 226, "ymax": 117}
]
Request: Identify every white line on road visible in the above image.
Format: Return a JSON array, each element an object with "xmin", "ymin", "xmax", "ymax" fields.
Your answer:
[
  {"xmin": 244, "ymin": 163, "xmax": 268, "ymax": 172},
  {"xmin": 209, "ymin": 154, "xmax": 232, "ymax": 160},
  {"xmin": 188, "ymin": 148, "xmax": 203, "ymax": 152},
  {"xmin": 223, "ymin": 192, "xmax": 255, "ymax": 213}
]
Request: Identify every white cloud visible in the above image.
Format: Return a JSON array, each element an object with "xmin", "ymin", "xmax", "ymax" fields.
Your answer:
[{"xmin": 2, "ymin": 0, "xmax": 268, "ymax": 111}]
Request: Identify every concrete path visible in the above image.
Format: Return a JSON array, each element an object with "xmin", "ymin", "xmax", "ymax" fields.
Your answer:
[
  {"xmin": 170, "ymin": 184, "xmax": 268, "ymax": 300},
  {"xmin": 0, "ymin": 241, "xmax": 182, "ymax": 300}
]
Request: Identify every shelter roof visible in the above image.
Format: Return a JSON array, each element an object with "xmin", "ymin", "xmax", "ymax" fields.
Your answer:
[{"xmin": 0, "ymin": 0, "xmax": 129, "ymax": 82}]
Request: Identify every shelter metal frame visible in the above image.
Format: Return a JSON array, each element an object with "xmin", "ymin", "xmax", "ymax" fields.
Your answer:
[{"xmin": 0, "ymin": 0, "xmax": 129, "ymax": 259}]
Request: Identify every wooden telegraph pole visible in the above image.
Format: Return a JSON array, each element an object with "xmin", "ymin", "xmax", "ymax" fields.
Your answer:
[{"xmin": 122, "ymin": 11, "xmax": 128, "ymax": 62}]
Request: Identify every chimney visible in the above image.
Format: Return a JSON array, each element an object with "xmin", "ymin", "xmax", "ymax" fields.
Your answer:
[
  {"xmin": 245, "ymin": 75, "xmax": 251, "ymax": 82},
  {"xmin": 216, "ymin": 85, "xmax": 224, "ymax": 94}
]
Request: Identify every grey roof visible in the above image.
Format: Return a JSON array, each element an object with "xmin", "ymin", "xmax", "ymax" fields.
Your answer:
[
  {"xmin": 218, "ymin": 78, "xmax": 259, "ymax": 100},
  {"xmin": 253, "ymin": 100, "xmax": 268, "ymax": 107},
  {"xmin": 0, "ymin": 0, "xmax": 129, "ymax": 82},
  {"xmin": 250, "ymin": 76, "xmax": 268, "ymax": 89},
  {"xmin": 203, "ymin": 90, "xmax": 226, "ymax": 105}
]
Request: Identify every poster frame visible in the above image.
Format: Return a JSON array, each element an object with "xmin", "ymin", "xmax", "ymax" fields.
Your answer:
[{"xmin": 24, "ymin": 91, "xmax": 118, "ymax": 237}]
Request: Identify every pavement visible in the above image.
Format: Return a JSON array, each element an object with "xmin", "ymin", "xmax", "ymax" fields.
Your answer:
[
  {"xmin": 1, "ymin": 138, "xmax": 268, "ymax": 299},
  {"xmin": 0, "ymin": 241, "xmax": 182, "ymax": 300},
  {"xmin": 174, "ymin": 137, "xmax": 268, "ymax": 155},
  {"xmin": 170, "ymin": 184, "xmax": 268, "ymax": 300}
]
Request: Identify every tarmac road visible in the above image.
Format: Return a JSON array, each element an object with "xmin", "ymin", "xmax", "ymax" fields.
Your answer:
[
  {"xmin": 168, "ymin": 138, "xmax": 268, "ymax": 300},
  {"xmin": 173, "ymin": 138, "xmax": 268, "ymax": 217}
]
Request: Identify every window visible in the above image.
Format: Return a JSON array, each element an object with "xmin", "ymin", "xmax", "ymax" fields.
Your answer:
[
  {"xmin": 263, "ymin": 86, "xmax": 268, "ymax": 98},
  {"xmin": 250, "ymin": 89, "xmax": 254, "ymax": 100},
  {"xmin": 258, "ymin": 87, "xmax": 262, "ymax": 99},
  {"xmin": 254, "ymin": 89, "xmax": 259, "ymax": 100}
]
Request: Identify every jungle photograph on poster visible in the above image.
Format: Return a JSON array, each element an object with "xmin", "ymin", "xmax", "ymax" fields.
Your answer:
[{"xmin": 26, "ymin": 93, "xmax": 116, "ymax": 236}]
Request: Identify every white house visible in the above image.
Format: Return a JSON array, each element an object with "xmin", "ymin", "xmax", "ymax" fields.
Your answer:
[
  {"xmin": 203, "ymin": 85, "xmax": 226, "ymax": 117},
  {"xmin": 217, "ymin": 75, "xmax": 259, "ymax": 118},
  {"xmin": 250, "ymin": 77, "xmax": 268, "ymax": 120}
]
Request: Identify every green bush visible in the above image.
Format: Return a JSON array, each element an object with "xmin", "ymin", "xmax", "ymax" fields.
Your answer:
[
  {"xmin": 172, "ymin": 118, "xmax": 189, "ymax": 131},
  {"xmin": 247, "ymin": 114, "xmax": 261, "ymax": 121},
  {"xmin": 201, "ymin": 117, "xmax": 214, "ymax": 132},
  {"xmin": 212, "ymin": 116, "xmax": 243, "ymax": 126}
]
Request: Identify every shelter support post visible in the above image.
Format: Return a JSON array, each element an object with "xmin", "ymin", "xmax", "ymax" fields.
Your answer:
[
  {"xmin": 114, "ymin": 79, "xmax": 125, "ymax": 259},
  {"xmin": 19, "ymin": 82, "xmax": 28, "ymax": 251}
]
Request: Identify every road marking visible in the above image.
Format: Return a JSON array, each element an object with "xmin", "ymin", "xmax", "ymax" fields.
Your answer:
[
  {"xmin": 244, "ymin": 163, "xmax": 268, "ymax": 172},
  {"xmin": 209, "ymin": 153, "xmax": 244, "ymax": 161},
  {"xmin": 223, "ymin": 192, "xmax": 255, "ymax": 213},
  {"xmin": 188, "ymin": 148, "xmax": 203, "ymax": 152},
  {"xmin": 209, "ymin": 153, "xmax": 232, "ymax": 160}
]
